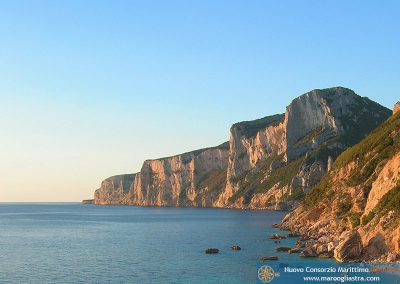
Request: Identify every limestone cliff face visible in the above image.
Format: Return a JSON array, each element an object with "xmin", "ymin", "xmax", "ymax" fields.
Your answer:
[
  {"xmin": 394, "ymin": 101, "xmax": 400, "ymax": 114},
  {"xmin": 216, "ymin": 87, "xmax": 391, "ymax": 209},
  {"xmin": 94, "ymin": 143, "xmax": 229, "ymax": 206},
  {"xmin": 280, "ymin": 110, "xmax": 400, "ymax": 262},
  {"xmin": 94, "ymin": 174, "xmax": 136, "ymax": 205},
  {"xmin": 93, "ymin": 87, "xmax": 391, "ymax": 210}
]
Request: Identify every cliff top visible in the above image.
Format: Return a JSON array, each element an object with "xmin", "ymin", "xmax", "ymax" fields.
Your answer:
[
  {"xmin": 145, "ymin": 141, "xmax": 229, "ymax": 162},
  {"xmin": 231, "ymin": 113, "xmax": 285, "ymax": 138},
  {"xmin": 394, "ymin": 101, "xmax": 400, "ymax": 114}
]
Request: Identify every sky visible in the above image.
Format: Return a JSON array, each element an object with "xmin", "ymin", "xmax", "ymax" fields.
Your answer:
[{"xmin": 1, "ymin": 0, "xmax": 399, "ymax": 202}]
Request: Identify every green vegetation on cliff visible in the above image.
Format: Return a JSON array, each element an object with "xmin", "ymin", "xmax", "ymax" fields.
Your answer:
[
  {"xmin": 335, "ymin": 111, "xmax": 400, "ymax": 186},
  {"xmin": 304, "ymin": 111, "xmax": 400, "ymax": 210}
]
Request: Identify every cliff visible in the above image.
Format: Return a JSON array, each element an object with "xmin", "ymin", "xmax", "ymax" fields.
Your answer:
[
  {"xmin": 394, "ymin": 101, "xmax": 400, "ymax": 114},
  {"xmin": 280, "ymin": 109, "xmax": 400, "ymax": 262},
  {"xmin": 216, "ymin": 87, "xmax": 391, "ymax": 209},
  {"xmin": 93, "ymin": 87, "xmax": 391, "ymax": 209},
  {"xmin": 95, "ymin": 143, "xmax": 229, "ymax": 206}
]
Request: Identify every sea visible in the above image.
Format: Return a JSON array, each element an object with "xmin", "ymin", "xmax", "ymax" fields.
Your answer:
[{"xmin": 0, "ymin": 203, "xmax": 399, "ymax": 284}]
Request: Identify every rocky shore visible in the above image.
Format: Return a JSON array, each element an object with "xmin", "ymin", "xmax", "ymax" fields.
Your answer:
[
  {"xmin": 87, "ymin": 88, "xmax": 399, "ymax": 263},
  {"xmin": 278, "ymin": 106, "xmax": 400, "ymax": 262}
]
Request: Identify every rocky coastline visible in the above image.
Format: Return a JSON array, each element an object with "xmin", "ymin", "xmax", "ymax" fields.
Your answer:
[
  {"xmin": 278, "ymin": 105, "xmax": 400, "ymax": 263},
  {"xmin": 87, "ymin": 88, "xmax": 399, "ymax": 263},
  {"xmin": 92, "ymin": 87, "xmax": 391, "ymax": 212}
]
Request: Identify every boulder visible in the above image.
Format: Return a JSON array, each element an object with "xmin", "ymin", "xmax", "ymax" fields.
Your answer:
[
  {"xmin": 327, "ymin": 242, "xmax": 336, "ymax": 252},
  {"xmin": 268, "ymin": 234, "xmax": 287, "ymax": 239},
  {"xmin": 300, "ymin": 247, "xmax": 316, "ymax": 257},
  {"xmin": 316, "ymin": 244, "xmax": 328, "ymax": 255},
  {"xmin": 276, "ymin": 247, "xmax": 292, "ymax": 252},
  {"xmin": 387, "ymin": 253, "xmax": 400, "ymax": 262},
  {"xmin": 334, "ymin": 232, "xmax": 362, "ymax": 262},
  {"xmin": 363, "ymin": 234, "xmax": 387, "ymax": 260},
  {"xmin": 289, "ymin": 248, "xmax": 301, "ymax": 254}
]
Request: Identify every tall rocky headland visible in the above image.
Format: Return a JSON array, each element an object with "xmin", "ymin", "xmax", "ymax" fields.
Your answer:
[
  {"xmin": 280, "ymin": 106, "xmax": 400, "ymax": 262},
  {"xmin": 93, "ymin": 87, "xmax": 391, "ymax": 210}
]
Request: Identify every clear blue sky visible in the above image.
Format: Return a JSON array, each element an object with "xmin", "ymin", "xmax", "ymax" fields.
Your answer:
[{"xmin": 1, "ymin": 0, "xmax": 399, "ymax": 201}]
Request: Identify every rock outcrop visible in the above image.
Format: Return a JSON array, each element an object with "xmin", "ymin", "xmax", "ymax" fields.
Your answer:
[
  {"xmin": 280, "ymin": 109, "xmax": 400, "ymax": 262},
  {"xmin": 394, "ymin": 101, "xmax": 400, "ymax": 114},
  {"xmin": 95, "ymin": 143, "xmax": 229, "ymax": 206},
  {"xmin": 93, "ymin": 87, "xmax": 391, "ymax": 210}
]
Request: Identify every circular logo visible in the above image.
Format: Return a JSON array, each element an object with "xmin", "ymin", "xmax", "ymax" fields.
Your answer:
[{"xmin": 258, "ymin": 265, "xmax": 275, "ymax": 283}]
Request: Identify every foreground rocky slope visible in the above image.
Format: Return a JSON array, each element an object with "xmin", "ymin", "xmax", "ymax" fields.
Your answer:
[
  {"xmin": 280, "ymin": 106, "xmax": 400, "ymax": 262},
  {"xmin": 93, "ymin": 87, "xmax": 391, "ymax": 209}
]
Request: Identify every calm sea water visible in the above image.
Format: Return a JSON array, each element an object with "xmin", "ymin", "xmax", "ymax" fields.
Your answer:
[{"xmin": 4, "ymin": 203, "xmax": 397, "ymax": 284}]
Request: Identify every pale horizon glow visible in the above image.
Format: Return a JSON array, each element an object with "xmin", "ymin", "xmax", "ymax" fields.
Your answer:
[{"xmin": 1, "ymin": 1, "xmax": 399, "ymax": 201}]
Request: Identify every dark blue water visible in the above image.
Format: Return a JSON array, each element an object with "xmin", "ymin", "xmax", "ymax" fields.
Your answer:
[{"xmin": 0, "ymin": 203, "xmax": 332, "ymax": 283}]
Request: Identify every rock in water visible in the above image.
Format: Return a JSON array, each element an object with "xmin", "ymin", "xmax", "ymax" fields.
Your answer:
[
  {"xmin": 288, "ymin": 248, "xmax": 301, "ymax": 254},
  {"xmin": 260, "ymin": 256, "xmax": 278, "ymax": 261},
  {"xmin": 276, "ymin": 247, "xmax": 292, "ymax": 252},
  {"xmin": 230, "ymin": 245, "xmax": 241, "ymax": 250},
  {"xmin": 205, "ymin": 248, "xmax": 219, "ymax": 254},
  {"xmin": 268, "ymin": 234, "xmax": 286, "ymax": 239}
]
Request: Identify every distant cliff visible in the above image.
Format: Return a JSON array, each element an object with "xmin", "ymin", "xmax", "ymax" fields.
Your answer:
[
  {"xmin": 95, "ymin": 143, "xmax": 229, "ymax": 206},
  {"xmin": 93, "ymin": 87, "xmax": 391, "ymax": 209},
  {"xmin": 280, "ymin": 107, "xmax": 400, "ymax": 262}
]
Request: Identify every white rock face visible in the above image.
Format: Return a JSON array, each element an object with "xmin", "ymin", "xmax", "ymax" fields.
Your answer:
[
  {"xmin": 216, "ymin": 87, "xmax": 380, "ymax": 208},
  {"xmin": 94, "ymin": 87, "xmax": 391, "ymax": 209},
  {"xmin": 94, "ymin": 174, "xmax": 136, "ymax": 205},
  {"xmin": 95, "ymin": 143, "xmax": 229, "ymax": 206},
  {"xmin": 364, "ymin": 151, "xmax": 400, "ymax": 214},
  {"xmin": 394, "ymin": 102, "xmax": 400, "ymax": 114}
]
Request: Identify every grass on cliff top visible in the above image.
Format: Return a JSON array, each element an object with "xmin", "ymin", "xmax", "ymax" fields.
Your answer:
[{"xmin": 232, "ymin": 114, "xmax": 284, "ymax": 138}]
